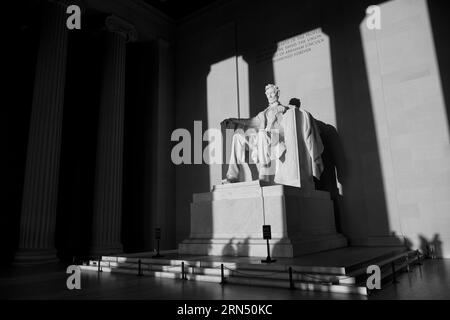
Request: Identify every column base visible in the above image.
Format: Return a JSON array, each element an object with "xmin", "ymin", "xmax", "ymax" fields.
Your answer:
[{"xmin": 13, "ymin": 249, "xmax": 59, "ymax": 266}]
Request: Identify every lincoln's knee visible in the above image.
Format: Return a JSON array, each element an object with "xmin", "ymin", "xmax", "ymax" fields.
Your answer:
[{"xmin": 232, "ymin": 130, "xmax": 246, "ymax": 144}]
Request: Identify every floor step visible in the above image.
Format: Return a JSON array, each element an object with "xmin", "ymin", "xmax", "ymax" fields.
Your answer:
[
  {"xmin": 225, "ymin": 276, "xmax": 367, "ymax": 295},
  {"xmin": 80, "ymin": 265, "xmax": 223, "ymax": 283},
  {"xmin": 88, "ymin": 260, "xmax": 352, "ymax": 284},
  {"xmin": 345, "ymin": 251, "xmax": 419, "ymax": 284},
  {"xmin": 97, "ymin": 256, "xmax": 348, "ymax": 275},
  {"xmin": 79, "ymin": 248, "xmax": 420, "ymax": 297},
  {"xmin": 82, "ymin": 262, "xmax": 364, "ymax": 295},
  {"xmin": 354, "ymin": 254, "xmax": 419, "ymax": 288}
]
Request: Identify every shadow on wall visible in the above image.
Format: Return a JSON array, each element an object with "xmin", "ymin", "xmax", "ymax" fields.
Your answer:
[
  {"xmin": 427, "ymin": 0, "xmax": 450, "ymax": 142},
  {"xmin": 420, "ymin": 234, "xmax": 443, "ymax": 259},
  {"xmin": 404, "ymin": 234, "xmax": 444, "ymax": 259},
  {"xmin": 289, "ymin": 97, "xmax": 347, "ymax": 233},
  {"xmin": 221, "ymin": 238, "xmax": 250, "ymax": 257},
  {"xmin": 245, "ymin": 44, "xmax": 277, "ymax": 118},
  {"xmin": 321, "ymin": 0, "xmax": 393, "ymax": 241},
  {"xmin": 222, "ymin": 238, "xmax": 236, "ymax": 256}
]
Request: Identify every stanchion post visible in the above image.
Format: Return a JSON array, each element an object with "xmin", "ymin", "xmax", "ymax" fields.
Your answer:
[
  {"xmin": 138, "ymin": 259, "xmax": 142, "ymax": 276},
  {"xmin": 98, "ymin": 258, "xmax": 102, "ymax": 273},
  {"xmin": 416, "ymin": 250, "xmax": 423, "ymax": 266},
  {"xmin": 261, "ymin": 225, "xmax": 276, "ymax": 264},
  {"xmin": 220, "ymin": 264, "xmax": 225, "ymax": 285},
  {"xmin": 152, "ymin": 228, "xmax": 164, "ymax": 258},
  {"xmin": 182, "ymin": 261, "xmax": 186, "ymax": 280},
  {"xmin": 289, "ymin": 267, "xmax": 294, "ymax": 290},
  {"xmin": 391, "ymin": 262, "xmax": 398, "ymax": 284}
]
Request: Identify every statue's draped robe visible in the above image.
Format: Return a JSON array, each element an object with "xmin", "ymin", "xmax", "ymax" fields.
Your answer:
[{"xmin": 297, "ymin": 109, "xmax": 325, "ymax": 180}]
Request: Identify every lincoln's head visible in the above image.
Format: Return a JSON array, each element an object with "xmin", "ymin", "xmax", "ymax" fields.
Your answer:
[{"xmin": 265, "ymin": 84, "xmax": 280, "ymax": 105}]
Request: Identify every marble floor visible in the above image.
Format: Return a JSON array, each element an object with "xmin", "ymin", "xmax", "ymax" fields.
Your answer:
[{"xmin": 0, "ymin": 259, "xmax": 449, "ymax": 300}]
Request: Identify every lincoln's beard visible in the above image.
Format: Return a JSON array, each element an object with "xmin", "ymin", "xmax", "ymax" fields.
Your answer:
[{"xmin": 268, "ymin": 99, "xmax": 279, "ymax": 106}]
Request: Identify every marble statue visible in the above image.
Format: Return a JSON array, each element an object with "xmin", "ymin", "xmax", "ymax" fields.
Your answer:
[
  {"xmin": 221, "ymin": 84, "xmax": 325, "ymax": 187},
  {"xmin": 221, "ymin": 84, "xmax": 288, "ymax": 182}
]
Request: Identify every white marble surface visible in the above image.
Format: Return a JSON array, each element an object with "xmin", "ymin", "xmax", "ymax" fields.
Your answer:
[{"xmin": 179, "ymin": 181, "xmax": 347, "ymax": 257}]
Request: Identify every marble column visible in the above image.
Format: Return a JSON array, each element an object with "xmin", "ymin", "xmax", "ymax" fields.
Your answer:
[
  {"xmin": 151, "ymin": 39, "xmax": 176, "ymax": 250},
  {"xmin": 90, "ymin": 16, "xmax": 137, "ymax": 255},
  {"xmin": 15, "ymin": 1, "xmax": 68, "ymax": 264}
]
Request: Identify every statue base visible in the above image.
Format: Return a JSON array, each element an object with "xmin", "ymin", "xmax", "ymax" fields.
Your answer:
[{"xmin": 178, "ymin": 181, "xmax": 347, "ymax": 258}]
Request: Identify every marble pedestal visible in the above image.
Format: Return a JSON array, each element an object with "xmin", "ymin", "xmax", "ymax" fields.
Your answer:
[{"xmin": 178, "ymin": 181, "xmax": 347, "ymax": 258}]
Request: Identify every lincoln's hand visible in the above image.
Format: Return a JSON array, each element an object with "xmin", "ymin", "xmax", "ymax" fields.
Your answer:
[{"xmin": 221, "ymin": 118, "xmax": 237, "ymax": 128}]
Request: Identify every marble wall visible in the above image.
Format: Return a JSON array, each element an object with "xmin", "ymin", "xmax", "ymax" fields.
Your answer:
[{"xmin": 361, "ymin": 0, "xmax": 450, "ymax": 257}]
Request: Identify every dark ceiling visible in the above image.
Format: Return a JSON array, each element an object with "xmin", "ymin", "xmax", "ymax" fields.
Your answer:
[{"xmin": 142, "ymin": 0, "xmax": 219, "ymax": 20}]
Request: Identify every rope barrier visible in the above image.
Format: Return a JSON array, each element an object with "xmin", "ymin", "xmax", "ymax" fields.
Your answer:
[
  {"xmin": 221, "ymin": 265, "xmax": 341, "ymax": 285},
  {"xmin": 222, "ymin": 266, "xmax": 286, "ymax": 277}
]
